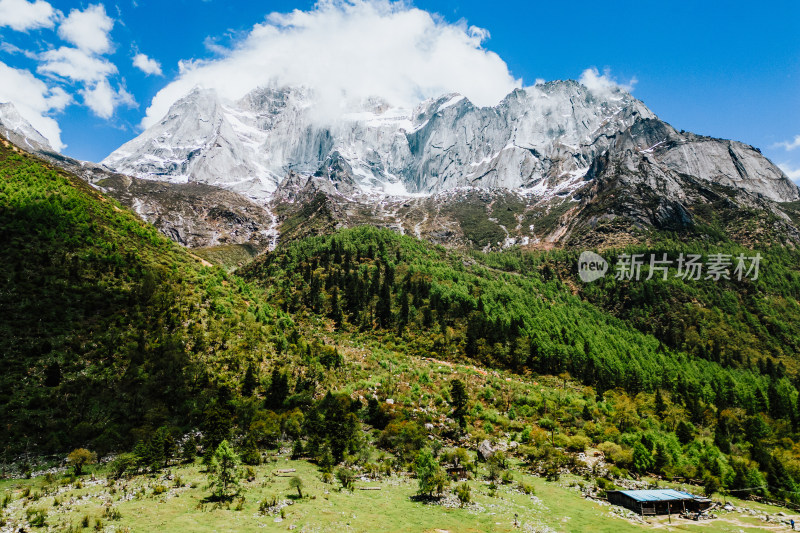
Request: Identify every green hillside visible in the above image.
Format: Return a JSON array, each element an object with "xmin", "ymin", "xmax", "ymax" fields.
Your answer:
[
  {"xmin": 241, "ymin": 226, "xmax": 800, "ymax": 501},
  {"xmin": 0, "ymin": 140, "xmax": 288, "ymax": 456},
  {"xmin": 3, "ymin": 136, "xmax": 800, "ymax": 530}
]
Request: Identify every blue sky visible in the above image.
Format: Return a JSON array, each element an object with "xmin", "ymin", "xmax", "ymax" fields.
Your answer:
[{"xmin": 0, "ymin": 0, "xmax": 798, "ymax": 182}]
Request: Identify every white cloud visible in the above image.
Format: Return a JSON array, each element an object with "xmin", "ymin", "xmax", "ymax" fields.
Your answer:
[
  {"xmin": 579, "ymin": 67, "xmax": 637, "ymax": 96},
  {"xmin": 80, "ymin": 79, "xmax": 135, "ymax": 119},
  {"xmin": 38, "ymin": 46, "xmax": 117, "ymax": 82},
  {"xmin": 34, "ymin": 4, "xmax": 131, "ymax": 119},
  {"xmin": 0, "ymin": 0, "xmax": 58, "ymax": 32},
  {"xmin": 132, "ymin": 53, "xmax": 162, "ymax": 76},
  {"xmin": 143, "ymin": 0, "xmax": 520, "ymax": 128},
  {"xmin": 0, "ymin": 61, "xmax": 70, "ymax": 149},
  {"xmin": 0, "ymin": 41, "xmax": 40, "ymax": 59},
  {"xmin": 774, "ymin": 135, "xmax": 800, "ymax": 152},
  {"xmin": 778, "ymin": 162, "xmax": 800, "ymax": 183},
  {"xmin": 58, "ymin": 4, "xmax": 113, "ymax": 54}
]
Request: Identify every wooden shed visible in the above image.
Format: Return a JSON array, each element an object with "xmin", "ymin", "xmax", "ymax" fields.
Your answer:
[{"xmin": 607, "ymin": 489, "xmax": 712, "ymax": 516}]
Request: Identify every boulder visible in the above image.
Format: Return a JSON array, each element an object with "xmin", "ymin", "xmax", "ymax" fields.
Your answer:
[{"xmin": 477, "ymin": 439, "xmax": 495, "ymax": 461}]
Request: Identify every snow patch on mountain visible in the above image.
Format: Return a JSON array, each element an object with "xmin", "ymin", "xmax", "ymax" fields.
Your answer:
[
  {"xmin": 102, "ymin": 81, "xmax": 800, "ymax": 206},
  {"xmin": 0, "ymin": 102, "xmax": 54, "ymax": 152}
]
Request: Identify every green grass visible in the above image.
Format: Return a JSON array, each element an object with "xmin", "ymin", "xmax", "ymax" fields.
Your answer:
[
  {"xmin": 194, "ymin": 243, "xmax": 262, "ymax": 270},
  {"xmin": 1, "ymin": 460, "xmax": 795, "ymax": 532}
]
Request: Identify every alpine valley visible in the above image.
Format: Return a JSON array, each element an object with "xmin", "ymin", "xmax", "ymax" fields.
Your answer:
[{"xmin": 3, "ymin": 77, "xmax": 800, "ymax": 532}]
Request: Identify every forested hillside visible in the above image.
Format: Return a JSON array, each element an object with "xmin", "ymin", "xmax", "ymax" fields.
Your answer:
[
  {"xmin": 241, "ymin": 226, "xmax": 800, "ymax": 501},
  {"xmin": 4, "ymin": 135, "xmax": 800, "ymax": 508},
  {"xmin": 0, "ymin": 139, "xmax": 289, "ymax": 456}
]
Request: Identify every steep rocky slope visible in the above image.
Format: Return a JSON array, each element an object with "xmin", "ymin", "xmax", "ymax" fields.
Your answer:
[
  {"xmin": 98, "ymin": 81, "xmax": 799, "ymax": 251},
  {"xmin": 0, "ymin": 106, "xmax": 277, "ymax": 250},
  {"xmin": 6, "ymin": 75, "xmax": 800, "ymax": 253},
  {"xmin": 0, "ymin": 102, "xmax": 53, "ymax": 153}
]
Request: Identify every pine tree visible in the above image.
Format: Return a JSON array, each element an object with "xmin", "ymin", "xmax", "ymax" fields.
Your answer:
[
  {"xmin": 309, "ymin": 274, "xmax": 324, "ymax": 313},
  {"xmin": 208, "ymin": 440, "xmax": 240, "ymax": 501},
  {"xmin": 633, "ymin": 442, "xmax": 654, "ymax": 474},
  {"xmin": 414, "ymin": 448, "xmax": 441, "ymax": 497},
  {"xmin": 676, "ymin": 420, "xmax": 694, "ymax": 445},
  {"xmin": 653, "ymin": 441, "xmax": 669, "ymax": 473},
  {"xmin": 450, "ymin": 379, "xmax": 468, "ymax": 428},
  {"xmin": 265, "ymin": 369, "xmax": 289, "ymax": 410},
  {"xmin": 376, "ymin": 274, "xmax": 392, "ymax": 328},
  {"xmin": 242, "ymin": 363, "xmax": 258, "ymax": 397},
  {"xmin": 329, "ymin": 287, "xmax": 343, "ymax": 329},
  {"xmin": 398, "ymin": 291, "xmax": 410, "ymax": 334},
  {"xmin": 654, "ymin": 389, "xmax": 666, "ymax": 419}
]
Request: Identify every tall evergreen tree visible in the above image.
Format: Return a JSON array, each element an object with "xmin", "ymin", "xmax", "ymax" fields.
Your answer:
[
  {"xmin": 242, "ymin": 363, "xmax": 258, "ymax": 397},
  {"xmin": 654, "ymin": 389, "xmax": 666, "ymax": 419},
  {"xmin": 450, "ymin": 379, "xmax": 468, "ymax": 428},
  {"xmin": 265, "ymin": 369, "xmax": 290, "ymax": 410},
  {"xmin": 329, "ymin": 287, "xmax": 343, "ymax": 329}
]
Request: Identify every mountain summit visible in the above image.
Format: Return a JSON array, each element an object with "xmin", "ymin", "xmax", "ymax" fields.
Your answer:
[
  {"xmin": 103, "ymin": 81, "xmax": 798, "ymax": 205},
  {"xmin": 93, "ymin": 81, "xmax": 800, "ymax": 250},
  {"xmin": 0, "ymin": 102, "xmax": 54, "ymax": 153}
]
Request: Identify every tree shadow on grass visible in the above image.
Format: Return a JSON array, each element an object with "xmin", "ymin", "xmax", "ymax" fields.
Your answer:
[
  {"xmin": 200, "ymin": 493, "xmax": 237, "ymax": 505},
  {"xmin": 409, "ymin": 494, "xmax": 444, "ymax": 503}
]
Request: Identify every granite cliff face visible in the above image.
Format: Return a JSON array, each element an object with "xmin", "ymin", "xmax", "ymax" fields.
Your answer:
[
  {"xmin": 5, "ymin": 76, "xmax": 800, "ymax": 252},
  {"xmin": 102, "ymin": 81, "xmax": 798, "ymax": 207}
]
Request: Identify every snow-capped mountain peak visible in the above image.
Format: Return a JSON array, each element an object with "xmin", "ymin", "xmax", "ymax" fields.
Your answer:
[
  {"xmin": 102, "ymin": 81, "xmax": 799, "ymax": 206},
  {"xmin": 0, "ymin": 102, "xmax": 54, "ymax": 153}
]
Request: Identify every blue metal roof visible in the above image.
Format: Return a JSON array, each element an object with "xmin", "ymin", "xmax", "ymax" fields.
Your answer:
[{"xmin": 618, "ymin": 489, "xmax": 698, "ymax": 502}]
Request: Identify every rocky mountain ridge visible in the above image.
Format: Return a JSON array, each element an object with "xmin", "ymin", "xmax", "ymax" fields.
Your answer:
[
  {"xmin": 0, "ymin": 103, "xmax": 53, "ymax": 154},
  {"xmin": 3, "ymin": 78, "xmax": 799, "ymax": 252}
]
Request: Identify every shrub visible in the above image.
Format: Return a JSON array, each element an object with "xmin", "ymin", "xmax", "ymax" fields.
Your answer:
[
  {"xmin": 66, "ymin": 448, "xmax": 97, "ymax": 476},
  {"xmin": 566, "ymin": 435, "xmax": 590, "ymax": 452},
  {"xmin": 553, "ymin": 434, "xmax": 570, "ymax": 448},
  {"xmin": 335, "ymin": 468, "xmax": 355, "ymax": 491},
  {"xmin": 455, "ymin": 483, "xmax": 471, "ymax": 506},
  {"xmin": 596, "ymin": 478, "xmax": 616, "ymax": 491},
  {"xmin": 517, "ymin": 481, "xmax": 535, "ymax": 495},
  {"xmin": 598, "ymin": 441, "xmax": 633, "ymax": 468},
  {"xmin": 258, "ymin": 495, "xmax": 278, "ymax": 514},
  {"xmin": 234, "ymin": 496, "xmax": 246, "ymax": 511},
  {"xmin": 25, "ymin": 508, "xmax": 47, "ymax": 528},
  {"xmin": 102, "ymin": 506, "xmax": 122, "ymax": 521},
  {"xmin": 109, "ymin": 453, "xmax": 137, "ymax": 479}
]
